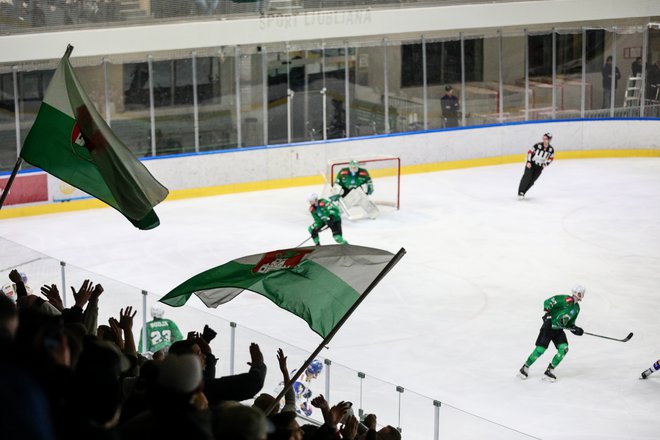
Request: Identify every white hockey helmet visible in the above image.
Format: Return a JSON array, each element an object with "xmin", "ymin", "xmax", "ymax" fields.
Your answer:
[
  {"xmin": 349, "ymin": 159, "xmax": 359, "ymax": 173},
  {"xmin": 307, "ymin": 193, "xmax": 319, "ymax": 204},
  {"xmin": 571, "ymin": 285, "xmax": 586, "ymax": 300},
  {"xmin": 151, "ymin": 304, "xmax": 165, "ymax": 319}
]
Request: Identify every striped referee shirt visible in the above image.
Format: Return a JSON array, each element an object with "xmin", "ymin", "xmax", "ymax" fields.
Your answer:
[{"xmin": 527, "ymin": 142, "xmax": 555, "ymax": 167}]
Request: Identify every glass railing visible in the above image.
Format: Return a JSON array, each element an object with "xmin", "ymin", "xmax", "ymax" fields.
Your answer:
[
  {"xmin": 0, "ymin": 235, "xmax": 539, "ymax": 439},
  {"xmin": 2, "ymin": 23, "xmax": 659, "ymax": 173}
]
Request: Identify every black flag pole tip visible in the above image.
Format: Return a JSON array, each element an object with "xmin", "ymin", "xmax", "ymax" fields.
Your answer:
[{"xmin": 65, "ymin": 45, "xmax": 74, "ymax": 57}]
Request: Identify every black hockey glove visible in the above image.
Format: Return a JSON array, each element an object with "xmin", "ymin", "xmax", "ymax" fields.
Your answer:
[
  {"xmin": 569, "ymin": 326, "xmax": 584, "ymax": 336},
  {"xmin": 202, "ymin": 324, "xmax": 217, "ymax": 342}
]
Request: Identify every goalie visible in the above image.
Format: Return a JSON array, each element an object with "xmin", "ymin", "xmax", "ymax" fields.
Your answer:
[{"xmin": 331, "ymin": 159, "xmax": 378, "ymax": 219}]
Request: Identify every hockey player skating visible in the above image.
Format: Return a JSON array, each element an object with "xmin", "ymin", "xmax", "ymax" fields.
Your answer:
[
  {"xmin": 518, "ymin": 133, "xmax": 555, "ymax": 200},
  {"xmin": 519, "ymin": 285, "xmax": 585, "ymax": 381},
  {"xmin": 307, "ymin": 193, "xmax": 348, "ymax": 245},
  {"xmin": 332, "ymin": 160, "xmax": 378, "ymax": 219},
  {"xmin": 640, "ymin": 359, "xmax": 660, "ymax": 379},
  {"xmin": 138, "ymin": 304, "xmax": 183, "ymax": 355}
]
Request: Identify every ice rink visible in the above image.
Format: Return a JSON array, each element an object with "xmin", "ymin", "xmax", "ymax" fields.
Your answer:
[{"xmin": 2, "ymin": 157, "xmax": 660, "ymax": 439}]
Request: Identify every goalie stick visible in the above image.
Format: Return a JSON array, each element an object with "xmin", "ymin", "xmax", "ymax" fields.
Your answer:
[{"xmin": 582, "ymin": 331, "xmax": 633, "ymax": 343}]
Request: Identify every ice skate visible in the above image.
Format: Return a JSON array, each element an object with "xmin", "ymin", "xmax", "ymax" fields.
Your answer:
[
  {"xmin": 518, "ymin": 364, "xmax": 529, "ymax": 379},
  {"xmin": 543, "ymin": 364, "xmax": 557, "ymax": 382},
  {"xmin": 518, "ymin": 193, "xmax": 525, "ymax": 201},
  {"xmin": 641, "ymin": 368, "xmax": 653, "ymax": 379}
]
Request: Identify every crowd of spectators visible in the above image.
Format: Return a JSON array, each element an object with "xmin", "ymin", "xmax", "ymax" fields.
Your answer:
[
  {"xmin": 0, "ymin": 0, "xmax": 120, "ymax": 29},
  {"xmin": 0, "ymin": 269, "xmax": 402, "ymax": 440}
]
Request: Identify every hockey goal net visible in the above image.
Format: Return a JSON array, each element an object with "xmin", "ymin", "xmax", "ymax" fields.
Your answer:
[{"xmin": 323, "ymin": 156, "xmax": 401, "ymax": 210}]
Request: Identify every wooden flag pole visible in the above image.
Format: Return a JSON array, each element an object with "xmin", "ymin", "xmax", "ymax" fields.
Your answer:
[
  {"xmin": 266, "ymin": 247, "xmax": 407, "ymax": 414},
  {"xmin": 0, "ymin": 158, "xmax": 23, "ymax": 210}
]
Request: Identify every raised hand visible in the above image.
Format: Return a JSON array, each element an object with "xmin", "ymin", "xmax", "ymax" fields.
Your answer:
[
  {"xmin": 40, "ymin": 284, "xmax": 64, "ymax": 312},
  {"xmin": 311, "ymin": 394, "xmax": 329, "ymax": 411},
  {"xmin": 108, "ymin": 317, "xmax": 125, "ymax": 350},
  {"xmin": 247, "ymin": 343, "xmax": 263, "ymax": 366},
  {"xmin": 363, "ymin": 413, "xmax": 377, "ymax": 431},
  {"xmin": 328, "ymin": 401, "xmax": 351, "ymax": 427},
  {"xmin": 90, "ymin": 283, "xmax": 104, "ymax": 301},
  {"xmin": 277, "ymin": 348, "xmax": 288, "ymax": 376},
  {"xmin": 340, "ymin": 415, "xmax": 359, "ymax": 440},
  {"xmin": 71, "ymin": 280, "xmax": 94, "ymax": 308},
  {"xmin": 119, "ymin": 306, "xmax": 137, "ymax": 331},
  {"xmin": 8, "ymin": 269, "xmax": 22, "ymax": 284}
]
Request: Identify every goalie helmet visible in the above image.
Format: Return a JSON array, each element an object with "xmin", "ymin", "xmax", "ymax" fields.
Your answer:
[
  {"xmin": 307, "ymin": 193, "xmax": 319, "ymax": 204},
  {"xmin": 349, "ymin": 159, "xmax": 359, "ymax": 173},
  {"xmin": 306, "ymin": 359, "xmax": 323, "ymax": 376},
  {"xmin": 151, "ymin": 305, "xmax": 165, "ymax": 319},
  {"xmin": 571, "ymin": 285, "xmax": 586, "ymax": 300}
]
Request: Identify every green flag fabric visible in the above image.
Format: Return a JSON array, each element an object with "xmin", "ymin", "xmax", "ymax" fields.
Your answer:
[
  {"xmin": 159, "ymin": 245, "xmax": 396, "ymax": 338},
  {"xmin": 20, "ymin": 48, "xmax": 168, "ymax": 229}
]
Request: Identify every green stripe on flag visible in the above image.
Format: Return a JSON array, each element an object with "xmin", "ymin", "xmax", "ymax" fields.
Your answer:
[{"xmin": 161, "ymin": 259, "xmax": 361, "ymax": 338}]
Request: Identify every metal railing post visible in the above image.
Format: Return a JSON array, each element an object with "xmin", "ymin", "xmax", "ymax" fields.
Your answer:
[
  {"xmin": 235, "ymin": 47, "xmax": 242, "ymax": 147},
  {"xmin": 460, "ymin": 33, "xmax": 466, "ymax": 126},
  {"xmin": 358, "ymin": 372, "xmax": 366, "ymax": 419},
  {"xmin": 147, "ymin": 55, "xmax": 156, "ymax": 157},
  {"xmin": 383, "ymin": 39, "xmax": 389, "ymax": 134},
  {"xmin": 192, "ymin": 51, "xmax": 200, "ymax": 152},
  {"xmin": 422, "ymin": 35, "xmax": 428, "ymax": 130},
  {"xmin": 103, "ymin": 57, "xmax": 111, "ymax": 126},
  {"xmin": 433, "ymin": 400, "xmax": 441, "ymax": 440},
  {"xmin": 344, "ymin": 42, "xmax": 350, "ymax": 138},
  {"xmin": 230, "ymin": 322, "xmax": 237, "ymax": 375},
  {"xmin": 324, "ymin": 358, "xmax": 332, "ymax": 402},
  {"xmin": 524, "ymin": 29, "xmax": 529, "ymax": 121},
  {"xmin": 498, "ymin": 30, "xmax": 504, "ymax": 123},
  {"xmin": 581, "ymin": 27, "xmax": 586, "ymax": 118},
  {"xmin": 60, "ymin": 261, "xmax": 67, "ymax": 308},
  {"xmin": 12, "ymin": 66, "xmax": 20, "ymax": 158},
  {"xmin": 396, "ymin": 385, "xmax": 404, "ymax": 434},
  {"xmin": 141, "ymin": 290, "xmax": 148, "ymax": 353},
  {"xmin": 610, "ymin": 28, "xmax": 617, "ymax": 117},
  {"xmin": 551, "ymin": 28, "xmax": 557, "ymax": 119}
]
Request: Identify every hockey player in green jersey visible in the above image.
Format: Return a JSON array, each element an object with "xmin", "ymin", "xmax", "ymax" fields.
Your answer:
[
  {"xmin": 519, "ymin": 285, "xmax": 585, "ymax": 381},
  {"xmin": 640, "ymin": 359, "xmax": 660, "ymax": 379},
  {"xmin": 138, "ymin": 305, "xmax": 184, "ymax": 354},
  {"xmin": 307, "ymin": 193, "xmax": 348, "ymax": 245},
  {"xmin": 333, "ymin": 159, "xmax": 374, "ymax": 199}
]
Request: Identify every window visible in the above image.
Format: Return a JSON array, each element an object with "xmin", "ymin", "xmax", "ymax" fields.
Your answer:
[{"xmin": 401, "ymin": 40, "xmax": 482, "ymax": 88}]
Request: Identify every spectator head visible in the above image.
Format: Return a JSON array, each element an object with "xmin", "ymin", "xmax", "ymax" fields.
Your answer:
[
  {"xmin": 214, "ymin": 403, "xmax": 268, "ymax": 440},
  {"xmin": 253, "ymin": 393, "xmax": 279, "ymax": 415},
  {"xmin": 606, "ymin": 56, "xmax": 613, "ymax": 64},
  {"xmin": 158, "ymin": 353, "xmax": 203, "ymax": 395},
  {"xmin": 445, "ymin": 84, "xmax": 453, "ymax": 93},
  {"xmin": 0, "ymin": 293, "xmax": 18, "ymax": 340},
  {"xmin": 169, "ymin": 339, "xmax": 205, "ymax": 369},
  {"xmin": 378, "ymin": 426, "xmax": 402, "ymax": 440},
  {"xmin": 269, "ymin": 411, "xmax": 303, "ymax": 440}
]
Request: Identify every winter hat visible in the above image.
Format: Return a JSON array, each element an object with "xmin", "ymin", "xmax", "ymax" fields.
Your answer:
[{"xmin": 158, "ymin": 354, "xmax": 203, "ymax": 394}]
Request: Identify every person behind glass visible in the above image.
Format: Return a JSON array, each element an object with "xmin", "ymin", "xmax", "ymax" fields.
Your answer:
[
  {"xmin": 517, "ymin": 133, "xmax": 554, "ymax": 200},
  {"xmin": 647, "ymin": 58, "xmax": 660, "ymax": 101},
  {"xmin": 441, "ymin": 85, "xmax": 460, "ymax": 128},
  {"xmin": 631, "ymin": 57, "xmax": 643, "ymax": 78},
  {"xmin": 601, "ymin": 56, "xmax": 621, "ymax": 108}
]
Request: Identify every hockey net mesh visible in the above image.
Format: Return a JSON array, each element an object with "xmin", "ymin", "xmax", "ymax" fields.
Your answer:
[{"xmin": 323, "ymin": 156, "xmax": 401, "ymax": 210}]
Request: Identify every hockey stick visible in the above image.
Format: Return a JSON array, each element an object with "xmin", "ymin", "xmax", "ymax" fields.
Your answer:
[
  {"xmin": 582, "ymin": 331, "xmax": 633, "ymax": 342},
  {"xmin": 295, "ymin": 226, "xmax": 328, "ymax": 248}
]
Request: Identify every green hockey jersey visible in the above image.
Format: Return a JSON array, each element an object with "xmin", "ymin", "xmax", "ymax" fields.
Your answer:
[
  {"xmin": 334, "ymin": 167, "xmax": 373, "ymax": 195},
  {"xmin": 138, "ymin": 318, "xmax": 184, "ymax": 353},
  {"xmin": 544, "ymin": 295, "xmax": 580, "ymax": 330},
  {"xmin": 309, "ymin": 198, "xmax": 341, "ymax": 228}
]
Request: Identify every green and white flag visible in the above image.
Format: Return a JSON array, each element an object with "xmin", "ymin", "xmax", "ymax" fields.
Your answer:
[
  {"xmin": 20, "ymin": 46, "xmax": 168, "ymax": 229},
  {"xmin": 159, "ymin": 245, "xmax": 400, "ymax": 337}
]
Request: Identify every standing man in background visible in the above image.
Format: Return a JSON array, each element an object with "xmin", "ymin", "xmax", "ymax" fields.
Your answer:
[
  {"xmin": 602, "ymin": 56, "xmax": 621, "ymax": 108},
  {"xmin": 139, "ymin": 304, "xmax": 183, "ymax": 355},
  {"xmin": 441, "ymin": 85, "xmax": 460, "ymax": 128},
  {"xmin": 517, "ymin": 133, "xmax": 555, "ymax": 200}
]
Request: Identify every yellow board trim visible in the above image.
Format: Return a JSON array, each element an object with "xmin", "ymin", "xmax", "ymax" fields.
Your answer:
[{"xmin": 1, "ymin": 149, "xmax": 658, "ymax": 220}]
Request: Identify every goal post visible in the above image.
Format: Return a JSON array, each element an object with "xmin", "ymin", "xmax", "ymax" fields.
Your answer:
[{"xmin": 323, "ymin": 156, "xmax": 401, "ymax": 210}]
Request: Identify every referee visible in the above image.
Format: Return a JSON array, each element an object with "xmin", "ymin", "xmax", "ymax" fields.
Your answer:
[{"xmin": 518, "ymin": 133, "xmax": 555, "ymax": 200}]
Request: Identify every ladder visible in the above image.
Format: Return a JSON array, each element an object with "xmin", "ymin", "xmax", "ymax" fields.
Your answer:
[{"xmin": 624, "ymin": 75, "xmax": 643, "ymax": 107}]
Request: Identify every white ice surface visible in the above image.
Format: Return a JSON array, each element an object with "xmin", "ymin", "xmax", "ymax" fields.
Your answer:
[{"xmin": 2, "ymin": 158, "xmax": 660, "ymax": 439}]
